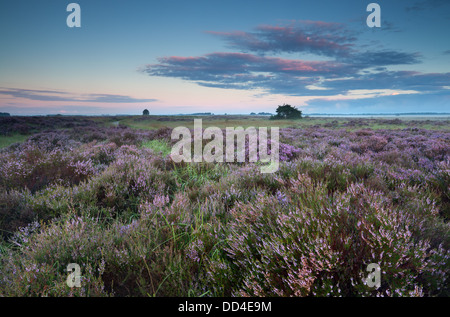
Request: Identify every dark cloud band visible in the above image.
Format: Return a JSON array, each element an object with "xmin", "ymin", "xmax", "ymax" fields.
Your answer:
[{"xmin": 0, "ymin": 88, "xmax": 157, "ymax": 103}]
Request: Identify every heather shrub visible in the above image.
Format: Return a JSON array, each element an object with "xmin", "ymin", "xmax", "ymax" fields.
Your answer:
[
  {"xmin": 109, "ymin": 131, "xmax": 138, "ymax": 147},
  {"xmin": 0, "ymin": 116, "xmax": 99, "ymax": 137},
  {"xmin": 0, "ymin": 255, "xmax": 108, "ymax": 297},
  {"xmin": 98, "ymin": 193, "xmax": 200, "ymax": 296},
  {"xmin": 0, "ymin": 140, "xmax": 111, "ymax": 193},
  {"xmin": 427, "ymin": 162, "xmax": 450, "ymax": 221},
  {"xmin": 277, "ymin": 158, "xmax": 362, "ymax": 194},
  {"xmin": 206, "ymin": 175, "xmax": 449, "ymax": 297},
  {"xmin": 0, "ymin": 141, "xmax": 176, "ymax": 236},
  {"xmin": 191, "ymin": 164, "xmax": 282, "ymax": 212},
  {"xmin": 67, "ymin": 146, "xmax": 177, "ymax": 221},
  {"xmin": 0, "ymin": 190, "xmax": 34, "ymax": 240},
  {"xmin": 0, "ymin": 193, "xmax": 205, "ymax": 296},
  {"xmin": 364, "ymin": 134, "xmax": 389, "ymax": 153},
  {"xmin": 0, "ymin": 215, "xmax": 109, "ymax": 296}
]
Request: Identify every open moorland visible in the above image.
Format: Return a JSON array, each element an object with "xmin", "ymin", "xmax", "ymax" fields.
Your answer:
[{"xmin": 0, "ymin": 115, "xmax": 449, "ymax": 296}]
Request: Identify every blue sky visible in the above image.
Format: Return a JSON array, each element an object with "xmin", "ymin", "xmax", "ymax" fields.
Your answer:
[{"xmin": 0, "ymin": 0, "xmax": 449, "ymax": 115}]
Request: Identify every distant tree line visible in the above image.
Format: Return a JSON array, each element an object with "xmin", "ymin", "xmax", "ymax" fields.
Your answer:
[{"xmin": 250, "ymin": 112, "xmax": 272, "ymax": 116}]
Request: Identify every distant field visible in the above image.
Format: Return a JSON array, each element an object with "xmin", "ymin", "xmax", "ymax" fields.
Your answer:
[
  {"xmin": 1, "ymin": 115, "xmax": 448, "ymax": 148},
  {"xmin": 119, "ymin": 115, "xmax": 450, "ymax": 131}
]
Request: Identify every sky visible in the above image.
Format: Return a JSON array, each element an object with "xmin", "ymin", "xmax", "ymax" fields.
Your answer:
[{"xmin": 0, "ymin": 0, "xmax": 449, "ymax": 115}]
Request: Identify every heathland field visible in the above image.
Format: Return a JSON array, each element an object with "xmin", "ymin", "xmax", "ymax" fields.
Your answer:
[{"xmin": 0, "ymin": 115, "xmax": 449, "ymax": 296}]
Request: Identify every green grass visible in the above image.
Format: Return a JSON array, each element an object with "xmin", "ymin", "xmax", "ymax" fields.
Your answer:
[
  {"xmin": 0, "ymin": 134, "xmax": 28, "ymax": 149},
  {"xmin": 171, "ymin": 162, "xmax": 229, "ymax": 192},
  {"xmin": 141, "ymin": 139, "xmax": 172, "ymax": 156}
]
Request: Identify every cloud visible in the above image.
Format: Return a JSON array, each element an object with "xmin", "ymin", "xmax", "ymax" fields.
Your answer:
[
  {"xmin": 144, "ymin": 52, "xmax": 352, "ymax": 77},
  {"xmin": 140, "ymin": 20, "xmax": 447, "ymax": 101},
  {"xmin": 207, "ymin": 21, "xmax": 420, "ymax": 67},
  {"xmin": 0, "ymin": 105, "xmax": 109, "ymax": 116},
  {"xmin": 84, "ymin": 94, "xmax": 157, "ymax": 103},
  {"xmin": 0, "ymin": 88, "xmax": 157, "ymax": 103},
  {"xmin": 0, "ymin": 88, "xmax": 73, "ymax": 102},
  {"xmin": 349, "ymin": 51, "xmax": 421, "ymax": 67},
  {"xmin": 207, "ymin": 21, "xmax": 356, "ymax": 58},
  {"xmin": 140, "ymin": 51, "xmax": 429, "ymax": 96},
  {"xmin": 140, "ymin": 52, "xmax": 355, "ymax": 96},
  {"xmin": 322, "ymin": 71, "xmax": 450, "ymax": 94},
  {"xmin": 406, "ymin": 0, "xmax": 450, "ymax": 12}
]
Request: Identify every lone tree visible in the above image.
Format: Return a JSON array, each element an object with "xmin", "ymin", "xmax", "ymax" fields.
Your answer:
[
  {"xmin": 143, "ymin": 109, "xmax": 150, "ymax": 116},
  {"xmin": 271, "ymin": 104, "xmax": 302, "ymax": 120}
]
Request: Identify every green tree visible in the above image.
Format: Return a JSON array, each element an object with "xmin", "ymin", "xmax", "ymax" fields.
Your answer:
[
  {"xmin": 143, "ymin": 109, "xmax": 150, "ymax": 116},
  {"xmin": 271, "ymin": 104, "xmax": 302, "ymax": 120}
]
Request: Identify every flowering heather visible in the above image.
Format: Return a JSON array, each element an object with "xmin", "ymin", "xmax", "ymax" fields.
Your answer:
[{"xmin": 0, "ymin": 116, "xmax": 449, "ymax": 297}]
